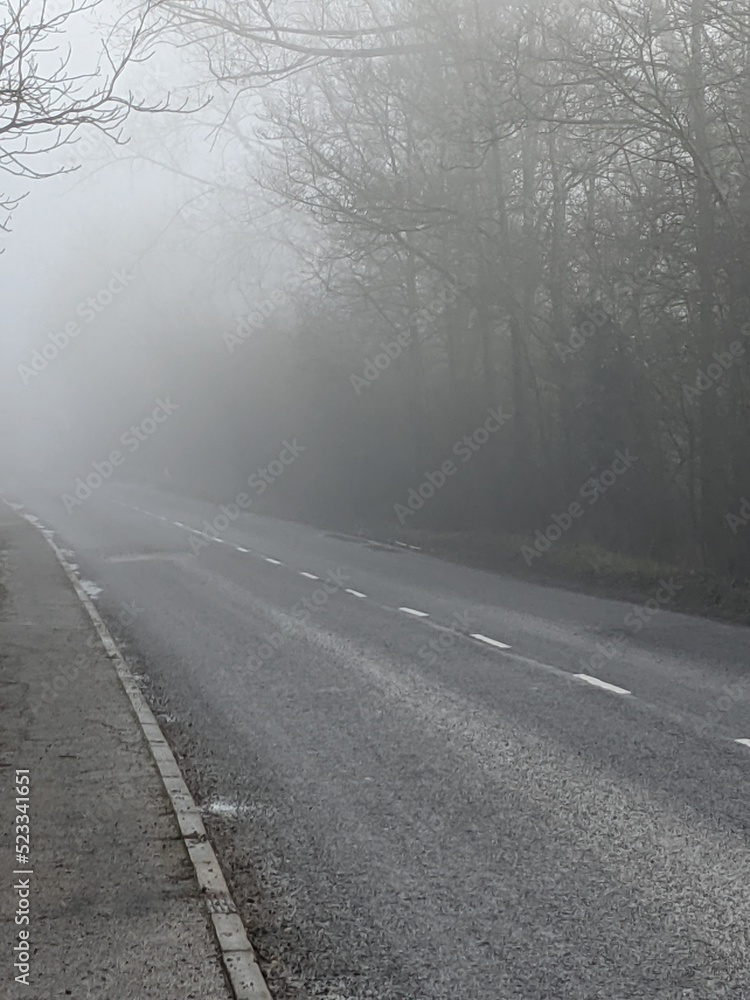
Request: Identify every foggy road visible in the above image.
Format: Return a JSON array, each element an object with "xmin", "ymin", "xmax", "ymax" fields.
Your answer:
[
  {"xmin": 8, "ymin": 480, "xmax": 750, "ymax": 1000},
  {"xmin": 5, "ymin": 2, "xmax": 750, "ymax": 997}
]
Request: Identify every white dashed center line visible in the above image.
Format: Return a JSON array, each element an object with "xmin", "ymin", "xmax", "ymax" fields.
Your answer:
[
  {"xmin": 735, "ymin": 738, "xmax": 750, "ymax": 748},
  {"xmin": 574, "ymin": 673, "xmax": 631, "ymax": 696},
  {"xmin": 471, "ymin": 633, "xmax": 512, "ymax": 650},
  {"xmin": 106, "ymin": 503, "xmax": 648, "ymax": 712}
]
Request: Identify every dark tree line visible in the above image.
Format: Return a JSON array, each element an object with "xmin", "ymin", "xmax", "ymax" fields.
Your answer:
[
  {"xmin": 23, "ymin": 0, "xmax": 750, "ymax": 584},
  {"xmin": 162, "ymin": 0, "xmax": 749, "ymax": 581}
]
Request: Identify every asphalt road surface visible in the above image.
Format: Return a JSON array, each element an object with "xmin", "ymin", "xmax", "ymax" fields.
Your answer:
[{"xmin": 7, "ymin": 479, "xmax": 750, "ymax": 999}]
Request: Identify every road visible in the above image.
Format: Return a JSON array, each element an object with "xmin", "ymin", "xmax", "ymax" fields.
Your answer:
[{"xmin": 8, "ymin": 479, "xmax": 750, "ymax": 999}]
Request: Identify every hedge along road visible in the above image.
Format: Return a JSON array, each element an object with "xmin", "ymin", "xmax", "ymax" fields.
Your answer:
[{"xmin": 394, "ymin": 406, "xmax": 511, "ymax": 525}]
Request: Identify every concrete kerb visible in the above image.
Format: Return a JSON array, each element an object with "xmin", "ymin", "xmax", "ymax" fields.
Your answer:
[{"xmin": 18, "ymin": 510, "xmax": 272, "ymax": 1000}]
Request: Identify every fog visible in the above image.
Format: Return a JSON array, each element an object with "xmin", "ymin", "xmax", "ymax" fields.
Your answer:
[
  {"xmin": 4, "ymin": 0, "xmax": 750, "ymax": 587},
  {"xmin": 6, "ymin": 7, "xmax": 750, "ymax": 1000},
  {"xmin": 1, "ymin": 36, "xmax": 297, "ymax": 495}
]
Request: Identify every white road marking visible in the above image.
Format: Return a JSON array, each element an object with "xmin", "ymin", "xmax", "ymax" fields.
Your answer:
[
  {"xmin": 735, "ymin": 738, "xmax": 750, "ymax": 748},
  {"xmin": 471, "ymin": 633, "xmax": 512, "ymax": 650},
  {"xmin": 300, "ymin": 572, "xmax": 319, "ymax": 580},
  {"xmin": 236, "ymin": 547, "xmax": 249, "ymax": 553},
  {"xmin": 174, "ymin": 521, "xmax": 187, "ymax": 528},
  {"xmin": 345, "ymin": 589, "xmax": 367, "ymax": 598},
  {"xmin": 203, "ymin": 799, "xmax": 249, "ymax": 818},
  {"xmin": 265, "ymin": 557, "xmax": 282, "ymax": 565},
  {"xmin": 574, "ymin": 673, "xmax": 631, "ymax": 696},
  {"xmin": 399, "ymin": 607, "xmax": 429, "ymax": 618}
]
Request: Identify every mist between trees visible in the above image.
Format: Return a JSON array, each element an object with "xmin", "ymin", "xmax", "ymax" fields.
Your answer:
[{"xmin": 12, "ymin": 0, "xmax": 750, "ymax": 589}]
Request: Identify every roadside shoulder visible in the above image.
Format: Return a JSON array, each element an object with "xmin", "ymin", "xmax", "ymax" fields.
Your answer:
[{"xmin": 0, "ymin": 506, "xmax": 264, "ymax": 999}]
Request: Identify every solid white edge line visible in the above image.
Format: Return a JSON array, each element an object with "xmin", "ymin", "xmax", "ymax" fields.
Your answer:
[
  {"xmin": 574, "ymin": 673, "xmax": 631, "ymax": 696},
  {"xmin": 471, "ymin": 633, "xmax": 512, "ymax": 650},
  {"xmin": 299, "ymin": 572, "xmax": 319, "ymax": 580},
  {"xmin": 18, "ymin": 511, "xmax": 272, "ymax": 1000},
  {"xmin": 345, "ymin": 589, "xmax": 367, "ymax": 598},
  {"xmin": 264, "ymin": 558, "xmax": 282, "ymax": 565},
  {"xmin": 399, "ymin": 607, "xmax": 429, "ymax": 618},
  {"xmin": 735, "ymin": 738, "xmax": 750, "ymax": 748}
]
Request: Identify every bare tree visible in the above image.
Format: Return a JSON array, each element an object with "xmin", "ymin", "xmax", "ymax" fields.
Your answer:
[
  {"xmin": 157, "ymin": 0, "xmax": 437, "ymax": 88},
  {"xmin": 0, "ymin": 0, "xmax": 167, "ymax": 228},
  {"xmin": 153, "ymin": 0, "xmax": 750, "ymax": 582}
]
